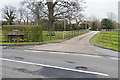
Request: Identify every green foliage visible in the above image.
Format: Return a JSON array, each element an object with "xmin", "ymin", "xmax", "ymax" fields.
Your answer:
[
  {"xmin": 54, "ymin": 23, "xmax": 64, "ymax": 31},
  {"xmin": 54, "ymin": 23, "xmax": 85, "ymax": 31},
  {"xmin": 91, "ymin": 21, "xmax": 98, "ymax": 31},
  {"xmin": 2, "ymin": 25, "xmax": 43, "ymax": 42},
  {"xmin": 1, "ymin": 30, "xmax": 90, "ymax": 45},
  {"xmin": 101, "ymin": 18, "xmax": 114, "ymax": 29}
]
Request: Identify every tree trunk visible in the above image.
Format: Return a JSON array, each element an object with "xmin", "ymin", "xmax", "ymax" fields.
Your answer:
[
  {"xmin": 23, "ymin": 19, "xmax": 26, "ymax": 25},
  {"xmin": 47, "ymin": 2, "xmax": 55, "ymax": 36},
  {"xmin": 27, "ymin": 16, "xmax": 29, "ymax": 25}
]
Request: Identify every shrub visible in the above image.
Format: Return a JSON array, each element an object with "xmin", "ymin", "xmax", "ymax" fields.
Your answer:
[{"xmin": 2, "ymin": 25, "xmax": 43, "ymax": 42}]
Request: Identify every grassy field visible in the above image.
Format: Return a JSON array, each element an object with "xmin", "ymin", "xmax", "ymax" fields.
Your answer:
[
  {"xmin": 1, "ymin": 30, "xmax": 89, "ymax": 45},
  {"xmin": 92, "ymin": 31, "xmax": 120, "ymax": 51},
  {"xmin": 0, "ymin": 30, "xmax": 1, "ymax": 42}
]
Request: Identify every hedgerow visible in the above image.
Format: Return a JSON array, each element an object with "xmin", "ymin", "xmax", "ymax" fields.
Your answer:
[{"xmin": 2, "ymin": 25, "xmax": 43, "ymax": 42}]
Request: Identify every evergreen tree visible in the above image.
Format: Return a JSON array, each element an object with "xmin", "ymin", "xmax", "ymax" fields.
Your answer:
[{"xmin": 101, "ymin": 18, "xmax": 114, "ymax": 29}]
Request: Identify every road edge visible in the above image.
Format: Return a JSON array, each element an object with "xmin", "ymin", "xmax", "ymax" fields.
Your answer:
[{"xmin": 1, "ymin": 39, "xmax": 68, "ymax": 46}]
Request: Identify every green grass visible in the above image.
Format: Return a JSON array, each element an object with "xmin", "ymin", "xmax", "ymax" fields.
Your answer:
[
  {"xmin": 1, "ymin": 30, "xmax": 89, "ymax": 45},
  {"xmin": 0, "ymin": 30, "xmax": 2, "ymax": 42},
  {"xmin": 43, "ymin": 30, "xmax": 88, "ymax": 41},
  {"xmin": 92, "ymin": 31, "xmax": 120, "ymax": 51}
]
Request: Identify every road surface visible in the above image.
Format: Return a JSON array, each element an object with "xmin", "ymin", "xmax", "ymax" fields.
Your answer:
[
  {"xmin": 1, "ymin": 48, "xmax": 118, "ymax": 78},
  {"xmin": 1, "ymin": 31, "xmax": 119, "ymax": 78},
  {"xmin": 16, "ymin": 31, "xmax": 118, "ymax": 57}
]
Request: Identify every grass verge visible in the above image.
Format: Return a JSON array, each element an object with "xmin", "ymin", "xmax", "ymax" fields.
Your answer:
[
  {"xmin": 91, "ymin": 31, "xmax": 119, "ymax": 51},
  {"xmin": 1, "ymin": 30, "xmax": 90, "ymax": 45}
]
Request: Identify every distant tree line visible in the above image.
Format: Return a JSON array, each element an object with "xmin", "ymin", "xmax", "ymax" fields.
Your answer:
[
  {"xmin": 2, "ymin": 1, "xmax": 118, "ymax": 31},
  {"xmin": 2, "ymin": 0, "xmax": 85, "ymax": 35}
]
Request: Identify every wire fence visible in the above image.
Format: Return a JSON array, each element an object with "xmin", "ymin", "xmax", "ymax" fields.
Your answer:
[{"xmin": 43, "ymin": 30, "xmax": 89, "ymax": 41}]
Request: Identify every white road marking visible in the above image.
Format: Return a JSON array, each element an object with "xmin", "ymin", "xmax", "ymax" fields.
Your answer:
[
  {"xmin": 55, "ymin": 53, "xmax": 70, "ymax": 55},
  {"xmin": 108, "ymin": 57, "xmax": 120, "ymax": 60},
  {"xmin": 49, "ymin": 52, "xmax": 61, "ymax": 54},
  {"xmin": 49, "ymin": 52, "xmax": 75, "ymax": 55},
  {"xmin": 80, "ymin": 54, "xmax": 101, "ymax": 58},
  {"xmin": 24, "ymin": 50, "xmax": 101, "ymax": 58},
  {"xmin": 0, "ymin": 58, "xmax": 109, "ymax": 77},
  {"xmin": 24, "ymin": 50, "xmax": 43, "ymax": 53}
]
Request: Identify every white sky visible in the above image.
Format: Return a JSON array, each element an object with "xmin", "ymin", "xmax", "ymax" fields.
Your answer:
[
  {"xmin": 0, "ymin": 0, "xmax": 119, "ymax": 21},
  {"xmin": 83, "ymin": 0, "xmax": 119, "ymax": 21}
]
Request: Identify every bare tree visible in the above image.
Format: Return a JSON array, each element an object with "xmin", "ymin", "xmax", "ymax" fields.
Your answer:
[
  {"xmin": 22, "ymin": 2, "xmax": 45, "ymax": 25},
  {"xmin": 23, "ymin": 10, "xmax": 30, "ymax": 25},
  {"xmin": 75, "ymin": 13, "xmax": 84, "ymax": 27},
  {"xmin": 23, "ymin": 0, "xmax": 85, "ymax": 35},
  {"xmin": 17, "ymin": 7, "xmax": 31, "ymax": 25},
  {"xmin": 89, "ymin": 16, "xmax": 101, "ymax": 30},
  {"xmin": 89, "ymin": 15, "xmax": 98, "ymax": 21},
  {"xmin": 107, "ymin": 12, "xmax": 117, "ymax": 21},
  {"xmin": 3, "ymin": 6, "xmax": 16, "ymax": 25},
  {"xmin": 17, "ymin": 8, "xmax": 25, "ymax": 25}
]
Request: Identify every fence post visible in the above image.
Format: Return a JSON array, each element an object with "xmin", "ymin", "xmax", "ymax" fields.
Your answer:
[
  {"xmin": 64, "ymin": 31, "xmax": 66, "ymax": 39},
  {"xmin": 69, "ymin": 31, "xmax": 71, "ymax": 38},
  {"xmin": 110, "ymin": 33, "xmax": 112, "ymax": 48},
  {"xmin": 50, "ymin": 32, "xmax": 52, "ymax": 40},
  {"xmin": 100, "ymin": 31, "xmax": 102, "ymax": 42},
  {"xmin": 74, "ymin": 30, "xmax": 75, "ymax": 36},
  {"xmin": 66, "ymin": 31, "xmax": 68, "ymax": 38},
  {"xmin": 65, "ymin": 31, "xmax": 67, "ymax": 38},
  {"xmin": 60, "ymin": 31, "xmax": 62, "ymax": 39},
  {"xmin": 102, "ymin": 31, "xmax": 105, "ymax": 43},
  {"xmin": 62, "ymin": 31, "xmax": 64, "ymax": 40}
]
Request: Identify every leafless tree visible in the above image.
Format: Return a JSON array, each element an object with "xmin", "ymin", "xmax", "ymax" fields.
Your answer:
[
  {"xmin": 3, "ymin": 6, "xmax": 16, "ymax": 25},
  {"xmin": 107, "ymin": 12, "xmax": 117, "ymax": 21},
  {"xmin": 17, "ymin": 8, "xmax": 25, "ymax": 25},
  {"xmin": 75, "ymin": 13, "xmax": 84, "ymax": 26},
  {"xmin": 17, "ymin": 7, "xmax": 31, "ymax": 25},
  {"xmin": 22, "ymin": 2, "xmax": 45, "ymax": 25},
  {"xmin": 88, "ymin": 16, "xmax": 101, "ymax": 29},
  {"xmin": 23, "ymin": 0, "xmax": 85, "ymax": 35}
]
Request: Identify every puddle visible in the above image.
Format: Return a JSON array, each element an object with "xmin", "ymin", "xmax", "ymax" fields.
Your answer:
[
  {"xmin": 75, "ymin": 66, "xmax": 88, "ymax": 70},
  {"xmin": 13, "ymin": 68, "xmax": 36, "ymax": 74},
  {"xmin": 34, "ymin": 67, "xmax": 100, "ymax": 78}
]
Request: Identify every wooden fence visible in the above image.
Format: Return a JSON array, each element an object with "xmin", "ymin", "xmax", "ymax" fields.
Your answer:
[{"xmin": 100, "ymin": 31, "xmax": 120, "ymax": 45}]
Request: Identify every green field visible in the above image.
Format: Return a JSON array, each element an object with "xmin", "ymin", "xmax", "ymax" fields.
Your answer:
[
  {"xmin": 92, "ymin": 31, "xmax": 120, "ymax": 51},
  {"xmin": 1, "ymin": 30, "xmax": 89, "ymax": 45}
]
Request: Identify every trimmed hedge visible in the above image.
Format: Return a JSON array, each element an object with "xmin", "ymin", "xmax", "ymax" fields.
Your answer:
[{"xmin": 2, "ymin": 25, "xmax": 43, "ymax": 42}]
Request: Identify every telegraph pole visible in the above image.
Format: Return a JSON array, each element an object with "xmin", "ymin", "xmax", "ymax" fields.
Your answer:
[{"xmin": 64, "ymin": 16, "xmax": 66, "ymax": 31}]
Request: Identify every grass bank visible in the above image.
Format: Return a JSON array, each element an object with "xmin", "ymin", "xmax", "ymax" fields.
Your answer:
[{"xmin": 91, "ymin": 31, "xmax": 119, "ymax": 51}]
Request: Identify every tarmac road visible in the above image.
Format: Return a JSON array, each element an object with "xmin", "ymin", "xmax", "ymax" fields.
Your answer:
[
  {"xmin": 16, "ymin": 31, "xmax": 118, "ymax": 57},
  {"xmin": 1, "ymin": 48, "xmax": 118, "ymax": 78},
  {"xmin": 1, "ymin": 31, "xmax": 119, "ymax": 79}
]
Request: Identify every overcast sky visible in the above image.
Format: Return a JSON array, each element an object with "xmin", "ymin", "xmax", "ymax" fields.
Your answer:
[{"xmin": 0, "ymin": 0, "xmax": 119, "ymax": 21}]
